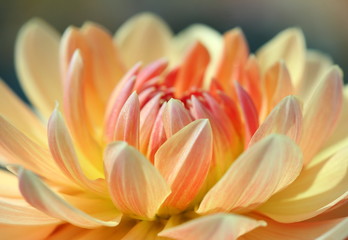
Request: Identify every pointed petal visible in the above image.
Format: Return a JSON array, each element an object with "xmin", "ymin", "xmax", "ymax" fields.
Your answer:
[
  {"xmin": 249, "ymin": 96, "xmax": 302, "ymax": 146},
  {"xmin": 155, "ymin": 119, "xmax": 213, "ymax": 211},
  {"xmin": 0, "ymin": 80, "xmax": 45, "ymax": 144},
  {"xmin": 258, "ymin": 144, "xmax": 348, "ymax": 223},
  {"xmin": 159, "ymin": 213, "xmax": 266, "ymax": 240},
  {"xmin": 115, "ymin": 13, "xmax": 172, "ymax": 67},
  {"xmin": 300, "ymin": 66, "xmax": 343, "ymax": 164},
  {"xmin": 104, "ymin": 142, "xmax": 171, "ymax": 219},
  {"xmin": 257, "ymin": 28, "xmax": 305, "ymax": 87},
  {"xmin": 198, "ymin": 134, "xmax": 303, "ymax": 214},
  {"xmin": 162, "ymin": 99, "xmax": 193, "ymax": 138},
  {"xmin": 15, "ymin": 18, "xmax": 62, "ymax": 118},
  {"xmin": 48, "ymin": 108, "xmax": 106, "ymax": 192},
  {"xmin": 15, "ymin": 167, "xmax": 121, "ymax": 228}
]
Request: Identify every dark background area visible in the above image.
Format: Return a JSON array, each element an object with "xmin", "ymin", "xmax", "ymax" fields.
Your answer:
[{"xmin": 1, "ymin": 0, "xmax": 348, "ymax": 103}]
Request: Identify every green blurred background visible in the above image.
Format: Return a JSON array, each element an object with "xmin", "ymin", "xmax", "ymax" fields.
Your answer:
[{"xmin": 1, "ymin": 0, "xmax": 348, "ymax": 102}]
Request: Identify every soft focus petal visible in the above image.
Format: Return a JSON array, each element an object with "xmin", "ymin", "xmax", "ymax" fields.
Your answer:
[
  {"xmin": 0, "ymin": 224, "xmax": 56, "ymax": 240},
  {"xmin": 115, "ymin": 13, "xmax": 172, "ymax": 67},
  {"xmin": 104, "ymin": 142, "xmax": 171, "ymax": 220},
  {"xmin": 121, "ymin": 221, "xmax": 164, "ymax": 240},
  {"xmin": 159, "ymin": 213, "xmax": 266, "ymax": 240},
  {"xmin": 155, "ymin": 119, "xmax": 213, "ymax": 211},
  {"xmin": 15, "ymin": 18, "xmax": 62, "ymax": 118},
  {"xmin": 198, "ymin": 134, "xmax": 303, "ymax": 214},
  {"xmin": 257, "ymin": 28, "xmax": 305, "ymax": 87}
]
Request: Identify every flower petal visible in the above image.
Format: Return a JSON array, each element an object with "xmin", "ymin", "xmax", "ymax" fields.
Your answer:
[
  {"xmin": 15, "ymin": 18, "xmax": 62, "ymax": 118},
  {"xmin": 159, "ymin": 213, "xmax": 266, "ymax": 240},
  {"xmin": 104, "ymin": 142, "xmax": 171, "ymax": 220},
  {"xmin": 257, "ymin": 28, "xmax": 305, "ymax": 87},
  {"xmin": 115, "ymin": 13, "xmax": 172, "ymax": 67},
  {"xmin": 155, "ymin": 119, "xmax": 213, "ymax": 211},
  {"xmin": 0, "ymin": 224, "xmax": 56, "ymax": 240},
  {"xmin": 300, "ymin": 66, "xmax": 343, "ymax": 164},
  {"xmin": 15, "ymin": 167, "xmax": 121, "ymax": 228},
  {"xmin": 122, "ymin": 221, "xmax": 164, "ymax": 240},
  {"xmin": 249, "ymin": 96, "xmax": 302, "ymax": 146},
  {"xmin": 198, "ymin": 134, "xmax": 303, "ymax": 214},
  {"xmin": 257, "ymin": 144, "xmax": 348, "ymax": 223}
]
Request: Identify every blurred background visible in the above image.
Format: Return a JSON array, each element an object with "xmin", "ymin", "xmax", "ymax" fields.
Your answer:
[{"xmin": 1, "ymin": 0, "xmax": 348, "ymax": 102}]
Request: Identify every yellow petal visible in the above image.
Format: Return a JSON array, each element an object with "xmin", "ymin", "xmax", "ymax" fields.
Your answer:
[
  {"xmin": 257, "ymin": 28, "xmax": 305, "ymax": 87},
  {"xmin": 0, "ymin": 224, "xmax": 56, "ymax": 240},
  {"xmin": 300, "ymin": 66, "xmax": 343, "ymax": 164},
  {"xmin": 122, "ymin": 221, "xmax": 164, "ymax": 240},
  {"xmin": 15, "ymin": 167, "xmax": 121, "ymax": 228},
  {"xmin": 0, "ymin": 80, "xmax": 45, "ymax": 144},
  {"xmin": 249, "ymin": 96, "xmax": 302, "ymax": 146},
  {"xmin": 257, "ymin": 145, "xmax": 348, "ymax": 223},
  {"xmin": 155, "ymin": 119, "xmax": 213, "ymax": 211},
  {"xmin": 159, "ymin": 213, "xmax": 266, "ymax": 240},
  {"xmin": 15, "ymin": 18, "xmax": 62, "ymax": 118},
  {"xmin": 198, "ymin": 134, "xmax": 303, "ymax": 214},
  {"xmin": 104, "ymin": 142, "xmax": 171, "ymax": 220},
  {"xmin": 115, "ymin": 13, "xmax": 172, "ymax": 67}
]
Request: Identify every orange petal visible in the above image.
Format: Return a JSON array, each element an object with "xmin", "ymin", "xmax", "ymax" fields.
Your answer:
[
  {"xmin": 15, "ymin": 167, "xmax": 121, "ymax": 228},
  {"xmin": 249, "ymin": 96, "xmax": 302, "ymax": 146},
  {"xmin": 104, "ymin": 142, "xmax": 171, "ymax": 220},
  {"xmin": 257, "ymin": 144, "xmax": 348, "ymax": 223},
  {"xmin": 122, "ymin": 221, "xmax": 164, "ymax": 240},
  {"xmin": 198, "ymin": 134, "xmax": 303, "ymax": 214},
  {"xmin": 111, "ymin": 92, "xmax": 140, "ymax": 148},
  {"xmin": 162, "ymin": 99, "xmax": 193, "ymax": 138},
  {"xmin": 0, "ymin": 224, "xmax": 56, "ymax": 240},
  {"xmin": 48, "ymin": 108, "xmax": 106, "ymax": 192},
  {"xmin": 159, "ymin": 213, "xmax": 266, "ymax": 240},
  {"xmin": 257, "ymin": 28, "xmax": 305, "ymax": 87},
  {"xmin": 0, "ymin": 80, "xmax": 46, "ymax": 144},
  {"xmin": 300, "ymin": 66, "xmax": 343, "ymax": 164},
  {"xmin": 115, "ymin": 13, "xmax": 172, "ymax": 67},
  {"xmin": 15, "ymin": 18, "xmax": 62, "ymax": 118},
  {"xmin": 155, "ymin": 119, "xmax": 213, "ymax": 211}
]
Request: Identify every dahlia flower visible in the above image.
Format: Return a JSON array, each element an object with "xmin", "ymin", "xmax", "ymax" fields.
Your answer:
[{"xmin": 0, "ymin": 12, "xmax": 347, "ymax": 239}]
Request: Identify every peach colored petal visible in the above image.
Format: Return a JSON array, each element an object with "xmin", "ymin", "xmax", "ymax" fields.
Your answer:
[
  {"xmin": 48, "ymin": 108, "xmax": 106, "ymax": 192},
  {"xmin": 0, "ymin": 170, "xmax": 21, "ymax": 198},
  {"xmin": 15, "ymin": 18, "xmax": 62, "ymax": 118},
  {"xmin": 162, "ymin": 99, "xmax": 193, "ymax": 138},
  {"xmin": 111, "ymin": 92, "xmax": 140, "ymax": 148},
  {"xmin": 257, "ymin": 28, "xmax": 305, "ymax": 87},
  {"xmin": 257, "ymin": 145, "xmax": 348, "ymax": 223},
  {"xmin": 0, "ymin": 80, "xmax": 45, "ymax": 144},
  {"xmin": 249, "ymin": 96, "xmax": 302, "ymax": 146},
  {"xmin": 104, "ymin": 142, "xmax": 171, "ymax": 220},
  {"xmin": 155, "ymin": 119, "xmax": 213, "ymax": 211},
  {"xmin": 0, "ymin": 116, "xmax": 69, "ymax": 185},
  {"xmin": 215, "ymin": 28, "xmax": 249, "ymax": 94},
  {"xmin": 14, "ymin": 167, "xmax": 121, "ymax": 228},
  {"xmin": 198, "ymin": 134, "xmax": 303, "ymax": 214},
  {"xmin": 300, "ymin": 66, "xmax": 343, "ymax": 164},
  {"xmin": 174, "ymin": 41, "xmax": 210, "ymax": 95},
  {"xmin": 122, "ymin": 221, "xmax": 164, "ymax": 240},
  {"xmin": 159, "ymin": 213, "xmax": 266, "ymax": 240},
  {"xmin": 0, "ymin": 224, "xmax": 57, "ymax": 240},
  {"xmin": 115, "ymin": 13, "xmax": 172, "ymax": 68},
  {"xmin": 63, "ymin": 50, "xmax": 103, "ymax": 172}
]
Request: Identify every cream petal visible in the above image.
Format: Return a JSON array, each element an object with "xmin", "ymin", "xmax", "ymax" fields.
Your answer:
[
  {"xmin": 257, "ymin": 28, "xmax": 305, "ymax": 87},
  {"xmin": 104, "ymin": 142, "xmax": 171, "ymax": 220},
  {"xmin": 155, "ymin": 119, "xmax": 213, "ymax": 211},
  {"xmin": 0, "ymin": 224, "xmax": 57, "ymax": 240},
  {"xmin": 15, "ymin": 167, "xmax": 121, "ymax": 228},
  {"xmin": 300, "ymin": 66, "xmax": 343, "ymax": 165},
  {"xmin": 249, "ymin": 96, "xmax": 302, "ymax": 146},
  {"xmin": 198, "ymin": 134, "xmax": 303, "ymax": 214},
  {"xmin": 48, "ymin": 108, "xmax": 106, "ymax": 192},
  {"xmin": 159, "ymin": 213, "xmax": 266, "ymax": 240},
  {"xmin": 15, "ymin": 18, "xmax": 62, "ymax": 118},
  {"xmin": 0, "ymin": 80, "xmax": 45, "ymax": 144},
  {"xmin": 257, "ymin": 144, "xmax": 348, "ymax": 223},
  {"xmin": 115, "ymin": 13, "xmax": 172, "ymax": 68}
]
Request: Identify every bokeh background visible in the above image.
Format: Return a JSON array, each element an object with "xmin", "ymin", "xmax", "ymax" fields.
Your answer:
[{"xmin": 1, "ymin": 0, "xmax": 348, "ymax": 102}]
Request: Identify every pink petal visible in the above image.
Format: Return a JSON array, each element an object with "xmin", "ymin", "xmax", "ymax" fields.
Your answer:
[
  {"xmin": 104, "ymin": 142, "xmax": 171, "ymax": 219},
  {"xmin": 198, "ymin": 134, "xmax": 303, "ymax": 214},
  {"xmin": 155, "ymin": 119, "xmax": 213, "ymax": 211}
]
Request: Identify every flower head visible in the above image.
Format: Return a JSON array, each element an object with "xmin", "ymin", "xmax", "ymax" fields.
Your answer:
[{"xmin": 1, "ymin": 13, "xmax": 347, "ymax": 239}]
